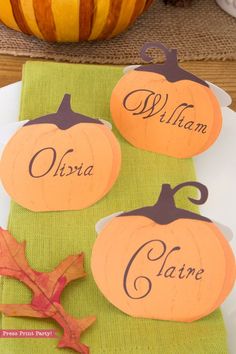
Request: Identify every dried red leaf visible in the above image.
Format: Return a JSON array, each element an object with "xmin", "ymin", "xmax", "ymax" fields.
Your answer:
[{"xmin": 0, "ymin": 227, "xmax": 95, "ymax": 354}]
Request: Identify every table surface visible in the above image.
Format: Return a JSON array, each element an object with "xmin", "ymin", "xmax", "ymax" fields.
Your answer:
[{"xmin": 0, "ymin": 55, "xmax": 236, "ymax": 110}]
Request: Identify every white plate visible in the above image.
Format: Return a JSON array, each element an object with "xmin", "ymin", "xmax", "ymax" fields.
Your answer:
[{"xmin": 0, "ymin": 81, "xmax": 235, "ymax": 352}]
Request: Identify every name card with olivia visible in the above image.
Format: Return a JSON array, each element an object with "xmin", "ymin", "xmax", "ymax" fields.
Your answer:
[
  {"xmin": 0, "ymin": 94, "xmax": 121, "ymax": 212},
  {"xmin": 28, "ymin": 147, "xmax": 94, "ymax": 179},
  {"xmin": 91, "ymin": 182, "xmax": 236, "ymax": 322},
  {"xmin": 110, "ymin": 42, "xmax": 222, "ymax": 158}
]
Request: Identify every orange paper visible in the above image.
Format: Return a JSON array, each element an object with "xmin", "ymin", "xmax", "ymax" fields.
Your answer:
[
  {"xmin": 91, "ymin": 182, "xmax": 236, "ymax": 322},
  {"xmin": 110, "ymin": 42, "xmax": 222, "ymax": 158},
  {"xmin": 0, "ymin": 94, "xmax": 121, "ymax": 212}
]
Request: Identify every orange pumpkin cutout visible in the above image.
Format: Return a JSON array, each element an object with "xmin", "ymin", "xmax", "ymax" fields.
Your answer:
[
  {"xmin": 91, "ymin": 182, "xmax": 236, "ymax": 322},
  {"xmin": 110, "ymin": 42, "xmax": 222, "ymax": 158},
  {"xmin": 0, "ymin": 94, "xmax": 121, "ymax": 212}
]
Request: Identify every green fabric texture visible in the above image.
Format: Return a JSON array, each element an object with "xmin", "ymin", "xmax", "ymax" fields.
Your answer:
[{"xmin": 0, "ymin": 61, "xmax": 228, "ymax": 354}]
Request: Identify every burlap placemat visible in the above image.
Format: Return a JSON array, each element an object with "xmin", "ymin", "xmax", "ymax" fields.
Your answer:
[{"xmin": 0, "ymin": 0, "xmax": 235, "ymax": 64}]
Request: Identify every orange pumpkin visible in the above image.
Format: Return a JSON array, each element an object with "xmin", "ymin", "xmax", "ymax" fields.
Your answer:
[
  {"xmin": 0, "ymin": 0, "xmax": 153, "ymax": 42},
  {"xmin": 91, "ymin": 182, "xmax": 235, "ymax": 322},
  {"xmin": 0, "ymin": 94, "xmax": 121, "ymax": 212},
  {"xmin": 110, "ymin": 42, "xmax": 222, "ymax": 158}
]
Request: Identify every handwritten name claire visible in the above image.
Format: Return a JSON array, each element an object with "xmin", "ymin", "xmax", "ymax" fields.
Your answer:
[
  {"xmin": 123, "ymin": 239, "xmax": 205, "ymax": 300},
  {"xmin": 29, "ymin": 147, "xmax": 94, "ymax": 178},
  {"xmin": 123, "ymin": 89, "xmax": 207, "ymax": 134}
]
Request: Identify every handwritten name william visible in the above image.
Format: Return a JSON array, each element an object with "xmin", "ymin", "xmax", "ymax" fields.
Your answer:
[{"xmin": 123, "ymin": 89, "xmax": 207, "ymax": 134}]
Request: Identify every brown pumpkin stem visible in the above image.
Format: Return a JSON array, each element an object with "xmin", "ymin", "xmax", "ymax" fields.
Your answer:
[
  {"xmin": 136, "ymin": 42, "xmax": 208, "ymax": 87},
  {"xmin": 140, "ymin": 42, "xmax": 178, "ymax": 66},
  {"xmin": 57, "ymin": 93, "xmax": 73, "ymax": 114},
  {"xmin": 155, "ymin": 181, "xmax": 208, "ymax": 209},
  {"xmin": 150, "ymin": 181, "xmax": 210, "ymax": 223},
  {"xmin": 24, "ymin": 94, "xmax": 103, "ymax": 130},
  {"xmin": 120, "ymin": 181, "xmax": 211, "ymax": 224},
  {"xmin": 154, "ymin": 184, "xmax": 176, "ymax": 209},
  {"xmin": 171, "ymin": 181, "xmax": 208, "ymax": 205}
]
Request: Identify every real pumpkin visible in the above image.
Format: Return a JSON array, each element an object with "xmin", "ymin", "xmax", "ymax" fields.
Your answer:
[
  {"xmin": 110, "ymin": 42, "xmax": 222, "ymax": 158},
  {"xmin": 0, "ymin": 0, "xmax": 153, "ymax": 42},
  {"xmin": 91, "ymin": 181, "xmax": 236, "ymax": 322},
  {"xmin": 0, "ymin": 94, "xmax": 121, "ymax": 212}
]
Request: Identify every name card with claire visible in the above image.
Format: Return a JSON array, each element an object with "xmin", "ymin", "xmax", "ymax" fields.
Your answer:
[
  {"xmin": 0, "ymin": 94, "xmax": 121, "ymax": 211},
  {"xmin": 91, "ymin": 182, "xmax": 236, "ymax": 322},
  {"xmin": 110, "ymin": 42, "xmax": 223, "ymax": 158}
]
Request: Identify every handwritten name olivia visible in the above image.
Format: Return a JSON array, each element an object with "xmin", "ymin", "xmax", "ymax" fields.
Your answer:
[
  {"xmin": 123, "ymin": 239, "xmax": 205, "ymax": 300},
  {"xmin": 123, "ymin": 89, "xmax": 207, "ymax": 134},
  {"xmin": 29, "ymin": 147, "xmax": 94, "ymax": 178}
]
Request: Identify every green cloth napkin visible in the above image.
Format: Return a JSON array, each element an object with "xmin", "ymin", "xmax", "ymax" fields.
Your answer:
[{"xmin": 0, "ymin": 62, "xmax": 228, "ymax": 354}]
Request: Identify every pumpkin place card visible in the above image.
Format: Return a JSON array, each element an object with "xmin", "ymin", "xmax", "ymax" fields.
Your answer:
[
  {"xmin": 110, "ymin": 42, "xmax": 223, "ymax": 158},
  {"xmin": 0, "ymin": 94, "xmax": 121, "ymax": 212},
  {"xmin": 0, "ymin": 0, "xmax": 153, "ymax": 42},
  {"xmin": 91, "ymin": 182, "xmax": 236, "ymax": 322}
]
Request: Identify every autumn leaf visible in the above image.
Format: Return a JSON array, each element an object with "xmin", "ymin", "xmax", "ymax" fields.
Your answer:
[{"xmin": 0, "ymin": 227, "xmax": 96, "ymax": 354}]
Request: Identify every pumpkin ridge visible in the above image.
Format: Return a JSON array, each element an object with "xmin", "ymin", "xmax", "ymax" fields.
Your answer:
[
  {"xmin": 10, "ymin": 0, "xmax": 32, "ymax": 34},
  {"xmin": 24, "ymin": 94, "xmax": 103, "ymax": 130},
  {"xmin": 32, "ymin": 0, "xmax": 57, "ymax": 41},
  {"xmin": 144, "ymin": 0, "xmax": 154, "ymax": 10},
  {"xmin": 109, "ymin": 0, "xmax": 137, "ymax": 39},
  {"xmin": 0, "ymin": 0, "xmax": 21, "ymax": 31},
  {"xmin": 197, "ymin": 222, "xmax": 236, "ymax": 314},
  {"xmin": 191, "ymin": 85, "xmax": 222, "ymax": 153},
  {"xmin": 94, "ymin": 125, "xmax": 121, "ymax": 198},
  {"xmin": 79, "ymin": 0, "xmax": 94, "ymax": 41},
  {"xmin": 120, "ymin": 182, "xmax": 212, "ymax": 224},
  {"xmin": 88, "ymin": 0, "xmax": 110, "ymax": 40},
  {"xmin": 98, "ymin": 0, "xmax": 122, "ymax": 39},
  {"xmin": 128, "ymin": 0, "xmax": 147, "ymax": 26}
]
